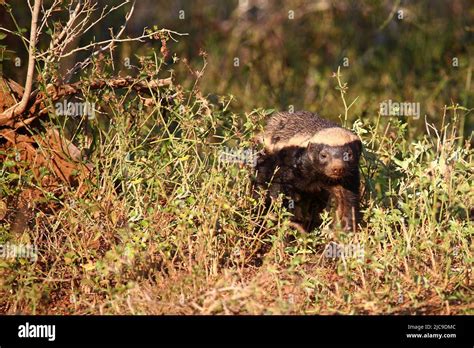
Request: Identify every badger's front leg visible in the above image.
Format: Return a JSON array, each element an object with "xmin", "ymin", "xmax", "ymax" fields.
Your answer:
[{"xmin": 330, "ymin": 183, "xmax": 360, "ymax": 232}]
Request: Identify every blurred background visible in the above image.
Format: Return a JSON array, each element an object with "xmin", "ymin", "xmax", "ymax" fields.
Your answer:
[{"xmin": 1, "ymin": 0, "xmax": 473, "ymax": 138}]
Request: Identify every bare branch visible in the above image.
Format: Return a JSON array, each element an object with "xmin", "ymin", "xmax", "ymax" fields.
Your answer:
[
  {"xmin": 0, "ymin": 27, "xmax": 30, "ymax": 44},
  {"xmin": 36, "ymin": 0, "xmax": 61, "ymax": 38},
  {"xmin": 1, "ymin": 76, "xmax": 172, "ymax": 128},
  {"xmin": 56, "ymin": 1, "xmax": 138, "ymax": 59},
  {"xmin": 0, "ymin": 0, "xmax": 41, "ymax": 120},
  {"xmin": 0, "ymin": 0, "xmax": 186, "ymax": 123}
]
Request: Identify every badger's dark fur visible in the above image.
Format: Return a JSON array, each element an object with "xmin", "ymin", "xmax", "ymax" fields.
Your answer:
[{"xmin": 254, "ymin": 111, "xmax": 362, "ymax": 232}]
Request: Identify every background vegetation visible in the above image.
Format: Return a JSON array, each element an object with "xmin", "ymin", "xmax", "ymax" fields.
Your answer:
[{"xmin": 0, "ymin": 0, "xmax": 472, "ymax": 314}]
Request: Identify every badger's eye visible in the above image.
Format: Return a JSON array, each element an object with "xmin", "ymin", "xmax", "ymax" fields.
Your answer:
[
  {"xmin": 342, "ymin": 151, "xmax": 353, "ymax": 161},
  {"xmin": 319, "ymin": 152, "xmax": 328, "ymax": 160}
]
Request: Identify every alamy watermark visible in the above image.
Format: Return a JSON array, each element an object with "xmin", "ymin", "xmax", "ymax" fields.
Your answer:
[
  {"xmin": 55, "ymin": 100, "xmax": 96, "ymax": 120},
  {"xmin": 18, "ymin": 322, "xmax": 55, "ymax": 341},
  {"xmin": 0, "ymin": 242, "xmax": 38, "ymax": 262},
  {"xmin": 323, "ymin": 242, "xmax": 365, "ymax": 261},
  {"xmin": 380, "ymin": 99, "xmax": 420, "ymax": 119},
  {"xmin": 219, "ymin": 146, "xmax": 258, "ymax": 167}
]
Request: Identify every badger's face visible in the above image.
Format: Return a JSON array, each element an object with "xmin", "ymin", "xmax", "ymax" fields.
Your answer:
[{"xmin": 305, "ymin": 141, "xmax": 361, "ymax": 180}]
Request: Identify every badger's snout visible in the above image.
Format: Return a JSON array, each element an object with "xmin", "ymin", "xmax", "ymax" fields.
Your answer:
[{"xmin": 325, "ymin": 159, "xmax": 346, "ymax": 178}]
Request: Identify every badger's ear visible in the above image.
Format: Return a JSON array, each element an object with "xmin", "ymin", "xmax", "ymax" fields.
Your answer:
[
  {"xmin": 306, "ymin": 142, "xmax": 317, "ymax": 161},
  {"xmin": 350, "ymin": 140, "xmax": 362, "ymax": 158}
]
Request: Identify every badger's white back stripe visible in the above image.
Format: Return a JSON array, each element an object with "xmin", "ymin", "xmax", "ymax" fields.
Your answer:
[{"xmin": 262, "ymin": 127, "xmax": 359, "ymax": 152}]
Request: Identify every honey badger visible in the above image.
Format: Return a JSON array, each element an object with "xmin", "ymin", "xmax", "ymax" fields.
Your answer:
[{"xmin": 254, "ymin": 111, "xmax": 362, "ymax": 232}]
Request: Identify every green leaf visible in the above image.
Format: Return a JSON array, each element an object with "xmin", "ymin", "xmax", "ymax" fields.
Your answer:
[
  {"xmin": 264, "ymin": 108, "xmax": 275, "ymax": 115},
  {"xmin": 6, "ymin": 173, "xmax": 19, "ymax": 181},
  {"xmin": 392, "ymin": 157, "xmax": 411, "ymax": 170},
  {"xmin": 3, "ymin": 160, "xmax": 16, "ymax": 168}
]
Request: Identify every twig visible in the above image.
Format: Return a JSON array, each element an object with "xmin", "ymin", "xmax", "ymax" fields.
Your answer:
[
  {"xmin": 333, "ymin": 66, "xmax": 358, "ymax": 127},
  {"xmin": 0, "ymin": 27, "xmax": 30, "ymax": 44},
  {"xmin": 1, "ymin": 76, "xmax": 172, "ymax": 129},
  {"xmin": 378, "ymin": 0, "xmax": 401, "ymax": 31},
  {"xmin": 0, "ymin": 0, "xmax": 41, "ymax": 120}
]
